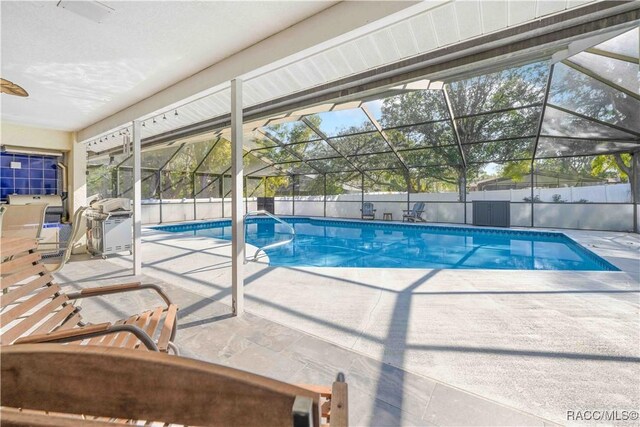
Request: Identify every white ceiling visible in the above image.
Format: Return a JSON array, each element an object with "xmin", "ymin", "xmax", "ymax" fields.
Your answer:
[{"xmin": 0, "ymin": 0, "xmax": 337, "ymax": 131}]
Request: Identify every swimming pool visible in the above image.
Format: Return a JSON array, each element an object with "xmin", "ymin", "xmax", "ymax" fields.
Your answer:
[{"xmin": 153, "ymin": 217, "xmax": 618, "ymax": 271}]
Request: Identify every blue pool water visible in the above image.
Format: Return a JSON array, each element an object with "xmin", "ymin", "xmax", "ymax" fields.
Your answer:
[{"xmin": 153, "ymin": 218, "xmax": 618, "ymax": 271}]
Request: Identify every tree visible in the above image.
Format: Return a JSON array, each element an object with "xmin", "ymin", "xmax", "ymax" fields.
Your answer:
[
  {"xmin": 592, "ymin": 153, "xmax": 638, "ymax": 198},
  {"xmin": 381, "ymin": 61, "xmax": 549, "ymax": 198}
]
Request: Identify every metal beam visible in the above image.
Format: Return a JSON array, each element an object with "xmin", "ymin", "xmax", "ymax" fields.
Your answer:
[
  {"xmin": 301, "ymin": 117, "xmax": 369, "ymax": 178},
  {"xmin": 586, "ymin": 47, "xmax": 639, "ymax": 64},
  {"xmin": 540, "ymin": 134, "xmax": 639, "ymax": 142},
  {"xmin": 546, "ymin": 103, "xmax": 640, "ymax": 138},
  {"xmin": 257, "ymin": 129, "xmax": 324, "ymax": 174},
  {"xmin": 192, "ymin": 137, "xmax": 221, "ymax": 219},
  {"xmin": 196, "ymin": 151, "xmax": 289, "ymax": 197},
  {"xmin": 194, "ymin": 138, "xmax": 222, "ymax": 174},
  {"xmin": 562, "ymin": 58, "xmax": 640, "ymax": 100},
  {"xmin": 634, "ymin": 151, "xmax": 639, "ymax": 233},
  {"xmin": 158, "ymin": 144, "xmax": 186, "ymax": 172},
  {"xmin": 155, "ymin": 143, "xmax": 185, "ymax": 225},
  {"xmin": 360, "ymin": 104, "xmax": 409, "ymax": 172},
  {"xmin": 230, "ymin": 78, "xmax": 244, "ymax": 317},
  {"xmin": 246, "ymin": 149, "xmax": 294, "ymax": 176},
  {"xmin": 442, "ymin": 87, "xmax": 467, "ymax": 218},
  {"xmin": 454, "ymin": 103, "xmax": 543, "ymax": 120},
  {"xmin": 531, "ymin": 64, "xmax": 556, "ymax": 227},
  {"xmin": 132, "ymin": 120, "xmax": 142, "ymax": 275},
  {"xmin": 323, "ymin": 174, "xmax": 327, "ymax": 217},
  {"xmin": 442, "ymin": 87, "xmax": 467, "ymax": 169}
]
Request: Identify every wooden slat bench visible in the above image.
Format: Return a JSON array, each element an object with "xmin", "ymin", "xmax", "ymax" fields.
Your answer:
[
  {"xmin": 1, "ymin": 344, "xmax": 349, "ymax": 426},
  {"xmin": 0, "ymin": 237, "xmax": 179, "ymax": 353}
]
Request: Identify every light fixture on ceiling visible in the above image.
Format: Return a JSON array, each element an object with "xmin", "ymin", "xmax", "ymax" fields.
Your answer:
[
  {"xmin": 174, "ymin": 110, "xmax": 179, "ymax": 116},
  {"xmin": 56, "ymin": 1, "xmax": 114, "ymax": 24},
  {"xmin": 163, "ymin": 114, "xmax": 167, "ymax": 120},
  {"xmin": 153, "ymin": 118, "xmax": 157, "ymax": 124},
  {"xmin": 1, "ymin": 78, "xmax": 29, "ymax": 97},
  {"xmin": 3, "ymin": 146, "xmax": 63, "ymax": 157}
]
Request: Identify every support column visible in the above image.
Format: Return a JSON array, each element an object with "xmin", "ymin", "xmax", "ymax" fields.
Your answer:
[
  {"xmin": 406, "ymin": 176, "xmax": 411, "ymax": 214},
  {"xmin": 115, "ymin": 168, "xmax": 120, "ymax": 196},
  {"xmin": 323, "ymin": 174, "xmax": 327, "ymax": 217},
  {"xmin": 192, "ymin": 172, "xmax": 197, "ymax": 220},
  {"xmin": 158, "ymin": 170, "xmax": 163, "ymax": 224},
  {"xmin": 531, "ymin": 64, "xmax": 555, "ymax": 228},
  {"xmin": 132, "ymin": 120, "xmax": 142, "ymax": 276},
  {"xmin": 361, "ymin": 173, "xmax": 365, "ymax": 218},
  {"xmin": 633, "ymin": 151, "xmax": 639, "ymax": 234},
  {"xmin": 530, "ymin": 161, "xmax": 535, "ymax": 227},
  {"xmin": 69, "ymin": 132, "xmax": 87, "ymax": 254},
  {"xmin": 292, "ymin": 175, "xmax": 296, "ymax": 216},
  {"xmin": 231, "ymin": 79, "xmax": 244, "ymax": 317},
  {"xmin": 244, "ymin": 177, "xmax": 248, "ymax": 214},
  {"xmin": 461, "ymin": 168, "xmax": 467, "ymax": 224}
]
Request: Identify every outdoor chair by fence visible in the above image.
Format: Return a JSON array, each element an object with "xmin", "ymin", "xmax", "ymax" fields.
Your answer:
[
  {"xmin": 0, "ymin": 204, "xmax": 47, "ymax": 240},
  {"xmin": 0, "ymin": 237, "xmax": 179, "ymax": 354},
  {"xmin": 360, "ymin": 202, "xmax": 376, "ymax": 220},
  {"xmin": 1, "ymin": 344, "xmax": 349, "ymax": 427},
  {"xmin": 402, "ymin": 202, "xmax": 426, "ymax": 222}
]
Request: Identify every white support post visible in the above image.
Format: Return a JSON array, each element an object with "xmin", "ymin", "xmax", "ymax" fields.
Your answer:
[
  {"xmin": 231, "ymin": 79, "xmax": 244, "ymax": 316},
  {"xmin": 132, "ymin": 120, "xmax": 142, "ymax": 276}
]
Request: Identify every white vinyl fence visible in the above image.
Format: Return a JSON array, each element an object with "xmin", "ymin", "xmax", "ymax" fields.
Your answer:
[{"xmin": 139, "ymin": 183, "xmax": 636, "ymax": 232}]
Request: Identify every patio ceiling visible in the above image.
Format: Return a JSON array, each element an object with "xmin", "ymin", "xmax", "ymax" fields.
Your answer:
[
  {"xmin": 72, "ymin": 1, "xmax": 640, "ymax": 144},
  {"xmin": 79, "ymin": 0, "xmax": 639, "ymax": 155},
  {"xmin": 86, "ymin": 24, "xmax": 639, "ymax": 188},
  {"xmin": 0, "ymin": 0, "xmax": 340, "ymax": 130}
]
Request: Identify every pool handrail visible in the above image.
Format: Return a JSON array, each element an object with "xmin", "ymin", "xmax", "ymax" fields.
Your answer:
[{"xmin": 243, "ymin": 210, "xmax": 295, "ymax": 262}]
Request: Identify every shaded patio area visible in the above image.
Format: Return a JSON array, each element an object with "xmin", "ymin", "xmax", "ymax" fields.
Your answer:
[{"xmin": 54, "ymin": 226, "xmax": 639, "ymax": 426}]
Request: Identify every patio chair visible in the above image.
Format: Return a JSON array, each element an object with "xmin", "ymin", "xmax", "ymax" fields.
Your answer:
[
  {"xmin": 0, "ymin": 203, "xmax": 47, "ymax": 240},
  {"xmin": 402, "ymin": 202, "xmax": 426, "ymax": 222},
  {"xmin": 1, "ymin": 344, "xmax": 349, "ymax": 426},
  {"xmin": 0, "ymin": 236, "xmax": 179, "ymax": 354},
  {"xmin": 360, "ymin": 202, "xmax": 376, "ymax": 220}
]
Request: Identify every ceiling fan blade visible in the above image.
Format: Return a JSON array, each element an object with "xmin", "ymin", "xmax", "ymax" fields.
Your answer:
[{"xmin": 1, "ymin": 78, "xmax": 29, "ymax": 97}]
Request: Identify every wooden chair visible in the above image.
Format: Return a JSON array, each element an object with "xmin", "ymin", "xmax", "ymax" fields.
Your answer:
[
  {"xmin": 402, "ymin": 202, "xmax": 426, "ymax": 222},
  {"xmin": 0, "ymin": 237, "xmax": 179, "ymax": 353},
  {"xmin": 1, "ymin": 344, "xmax": 349, "ymax": 426},
  {"xmin": 360, "ymin": 202, "xmax": 376, "ymax": 220},
  {"xmin": 0, "ymin": 204, "xmax": 48, "ymax": 239}
]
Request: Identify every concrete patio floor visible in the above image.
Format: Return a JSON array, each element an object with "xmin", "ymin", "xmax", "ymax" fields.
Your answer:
[{"xmin": 56, "ymin": 224, "xmax": 639, "ymax": 426}]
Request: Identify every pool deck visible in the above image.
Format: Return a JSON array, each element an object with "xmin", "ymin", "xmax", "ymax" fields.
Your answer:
[{"xmin": 56, "ymin": 222, "xmax": 639, "ymax": 426}]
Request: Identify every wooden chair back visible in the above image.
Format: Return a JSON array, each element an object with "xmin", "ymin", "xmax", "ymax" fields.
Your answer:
[
  {"xmin": 1, "ymin": 237, "xmax": 82, "ymax": 345},
  {"xmin": 1, "ymin": 344, "xmax": 324, "ymax": 427}
]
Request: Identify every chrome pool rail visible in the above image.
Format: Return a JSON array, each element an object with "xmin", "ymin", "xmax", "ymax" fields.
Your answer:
[{"xmin": 243, "ymin": 210, "xmax": 295, "ymax": 262}]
